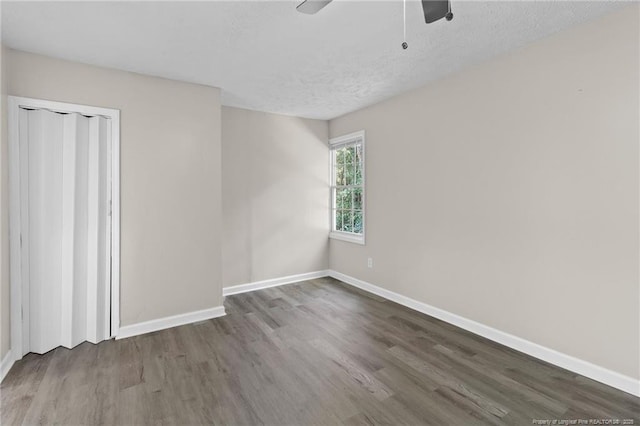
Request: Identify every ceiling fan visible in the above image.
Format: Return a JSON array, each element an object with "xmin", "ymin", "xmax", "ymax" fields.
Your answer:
[{"xmin": 296, "ymin": 0, "xmax": 453, "ymax": 24}]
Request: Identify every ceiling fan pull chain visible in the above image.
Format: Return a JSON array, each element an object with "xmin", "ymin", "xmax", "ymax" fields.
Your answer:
[{"xmin": 402, "ymin": 0, "xmax": 408, "ymax": 50}]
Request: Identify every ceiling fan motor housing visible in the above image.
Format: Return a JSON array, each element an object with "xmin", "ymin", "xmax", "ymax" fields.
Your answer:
[{"xmin": 422, "ymin": 0, "xmax": 451, "ymax": 23}]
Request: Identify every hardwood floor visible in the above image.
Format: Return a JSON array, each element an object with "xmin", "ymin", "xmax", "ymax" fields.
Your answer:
[{"xmin": 2, "ymin": 277, "xmax": 639, "ymax": 425}]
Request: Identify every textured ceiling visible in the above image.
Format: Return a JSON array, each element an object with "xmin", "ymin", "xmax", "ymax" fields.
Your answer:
[{"xmin": 0, "ymin": 1, "xmax": 625, "ymax": 120}]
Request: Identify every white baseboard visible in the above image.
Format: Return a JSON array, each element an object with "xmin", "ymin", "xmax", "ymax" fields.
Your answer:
[
  {"xmin": 1, "ymin": 350, "xmax": 15, "ymax": 383},
  {"xmin": 328, "ymin": 270, "xmax": 640, "ymax": 397},
  {"xmin": 116, "ymin": 306, "xmax": 226, "ymax": 340},
  {"xmin": 223, "ymin": 270, "xmax": 330, "ymax": 296}
]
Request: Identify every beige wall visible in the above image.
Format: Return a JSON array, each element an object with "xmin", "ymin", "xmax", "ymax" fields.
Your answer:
[
  {"xmin": 1, "ymin": 45, "xmax": 9, "ymax": 360},
  {"xmin": 329, "ymin": 5, "xmax": 639, "ymax": 379},
  {"xmin": 222, "ymin": 106, "xmax": 329, "ymax": 286},
  {"xmin": 4, "ymin": 49, "xmax": 224, "ymax": 329}
]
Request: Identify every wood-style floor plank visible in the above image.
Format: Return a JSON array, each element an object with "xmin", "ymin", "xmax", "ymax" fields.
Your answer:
[{"xmin": 2, "ymin": 277, "xmax": 639, "ymax": 425}]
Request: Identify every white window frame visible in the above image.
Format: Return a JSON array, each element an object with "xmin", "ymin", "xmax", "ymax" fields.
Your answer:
[{"xmin": 329, "ymin": 130, "xmax": 365, "ymax": 245}]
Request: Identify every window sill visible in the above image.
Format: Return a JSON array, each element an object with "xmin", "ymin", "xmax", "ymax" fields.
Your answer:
[{"xmin": 329, "ymin": 231, "xmax": 365, "ymax": 245}]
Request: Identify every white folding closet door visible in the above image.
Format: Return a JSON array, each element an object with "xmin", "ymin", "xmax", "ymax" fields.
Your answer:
[
  {"xmin": 21, "ymin": 109, "xmax": 64, "ymax": 354},
  {"xmin": 87, "ymin": 114, "xmax": 111, "ymax": 345},
  {"xmin": 19, "ymin": 107, "xmax": 111, "ymax": 355}
]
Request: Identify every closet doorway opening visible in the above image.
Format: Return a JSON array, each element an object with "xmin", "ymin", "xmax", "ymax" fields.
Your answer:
[{"xmin": 8, "ymin": 96, "xmax": 120, "ymax": 359}]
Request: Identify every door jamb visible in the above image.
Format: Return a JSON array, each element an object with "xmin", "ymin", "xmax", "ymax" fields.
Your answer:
[{"xmin": 8, "ymin": 96, "xmax": 121, "ymax": 359}]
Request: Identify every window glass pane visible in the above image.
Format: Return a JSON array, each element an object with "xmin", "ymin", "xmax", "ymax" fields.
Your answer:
[
  {"xmin": 353, "ymin": 188, "xmax": 363, "ymax": 210},
  {"xmin": 342, "ymin": 210, "xmax": 353, "ymax": 233},
  {"xmin": 355, "ymin": 161, "xmax": 363, "ymax": 185},
  {"xmin": 347, "ymin": 146, "xmax": 356, "ymax": 164},
  {"xmin": 336, "ymin": 147, "xmax": 346, "ymax": 165},
  {"xmin": 354, "ymin": 210, "xmax": 363, "ymax": 234},
  {"xmin": 339, "ymin": 189, "xmax": 352, "ymax": 209},
  {"xmin": 335, "ymin": 162, "xmax": 345, "ymax": 186},
  {"xmin": 344, "ymin": 162, "xmax": 354, "ymax": 186},
  {"xmin": 355, "ymin": 144, "xmax": 363, "ymax": 165},
  {"xmin": 335, "ymin": 210, "xmax": 343, "ymax": 231},
  {"xmin": 336, "ymin": 188, "xmax": 350, "ymax": 209}
]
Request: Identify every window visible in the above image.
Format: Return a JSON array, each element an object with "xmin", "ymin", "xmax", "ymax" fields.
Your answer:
[{"xmin": 330, "ymin": 130, "xmax": 365, "ymax": 244}]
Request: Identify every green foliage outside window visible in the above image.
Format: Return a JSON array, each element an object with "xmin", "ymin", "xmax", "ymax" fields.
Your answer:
[{"xmin": 333, "ymin": 143, "xmax": 363, "ymax": 234}]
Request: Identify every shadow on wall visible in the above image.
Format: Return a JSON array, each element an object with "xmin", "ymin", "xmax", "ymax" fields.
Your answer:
[{"xmin": 221, "ymin": 106, "xmax": 329, "ymax": 287}]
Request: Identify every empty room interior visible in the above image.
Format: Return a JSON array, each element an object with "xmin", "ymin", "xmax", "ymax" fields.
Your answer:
[{"xmin": 0, "ymin": 0, "xmax": 639, "ymax": 424}]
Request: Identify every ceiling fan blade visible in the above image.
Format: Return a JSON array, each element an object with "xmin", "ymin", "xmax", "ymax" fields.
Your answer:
[
  {"xmin": 296, "ymin": 0, "xmax": 333, "ymax": 15},
  {"xmin": 421, "ymin": 0, "xmax": 449, "ymax": 23}
]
